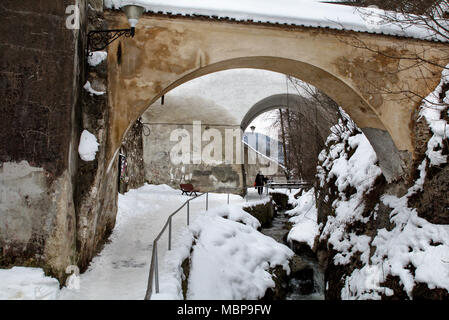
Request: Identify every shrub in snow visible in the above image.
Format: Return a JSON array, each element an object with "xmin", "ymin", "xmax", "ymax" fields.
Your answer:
[{"xmin": 78, "ymin": 130, "xmax": 99, "ymax": 161}]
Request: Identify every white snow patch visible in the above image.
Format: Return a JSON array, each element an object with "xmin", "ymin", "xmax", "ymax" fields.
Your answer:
[
  {"xmin": 418, "ymin": 65, "xmax": 449, "ymax": 166},
  {"xmin": 0, "ymin": 267, "xmax": 60, "ymax": 300},
  {"xmin": 286, "ymin": 188, "xmax": 319, "ymax": 249},
  {"xmin": 88, "ymin": 51, "xmax": 108, "ymax": 67},
  {"xmin": 78, "ymin": 130, "xmax": 99, "ymax": 161},
  {"xmin": 185, "ymin": 209, "xmax": 293, "ymax": 300},
  {"xmin": 83, "ymin": 81, "xmax": 105, "ymax": 96}
]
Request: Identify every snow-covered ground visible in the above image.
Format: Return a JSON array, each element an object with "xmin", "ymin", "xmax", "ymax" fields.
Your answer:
[
  {"xmin": 59, "ymin": 184, "xmax": 251, "ymax": 300},
  {"xmin": 0, "ymin": 267, "xmax": 60, "ymax": 300},
  {"xmin": 0, "ymin": 184, "xmax": 292, "ymax": 300},
  {"xmin": 151, "ymin": 187, "xmax": 294, "ymax": 300}
]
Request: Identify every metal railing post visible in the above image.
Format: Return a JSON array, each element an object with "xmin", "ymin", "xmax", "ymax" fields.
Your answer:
[
  {"xmin": 155, "ymin": 243, "xmax": 159, "ymax": 293},
  {"xmin": 168, "ymin": 217, "xmax": 172, "ymax": 251},
  {"xmin": 187, "ymin": 201, "xmax": 190, "ymax": 225},
  {"xmin": 144, "ymin": 192, "xmax": 209, "ymax": 299},
  {"xmin": 144, "ymin": 242, "xmax": 157, "ymax": 300}
]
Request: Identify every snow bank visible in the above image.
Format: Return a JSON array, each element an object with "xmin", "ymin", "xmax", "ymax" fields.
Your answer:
[
  {"xmin": 150, "ymin": 229, "xmax": 194, "ymax": 300},
  {"xmin": 105, "ymin": 0, "xmax": 445, "ymax": 41},
  {"xmin": 187, "ymin": 209, "xmax": 293, "ymax": 299},
  {"xmin": 286, "ymin": 188, "xmax": 319, "ymax": 249},
  {"xmin": 78, "ymin": 130, "xmax": 99, "ymax": 161},
  {"xmin": 152, "ymin": 204, "xmax": 293, "ymax": 300},
  {"xmin": 0, "ymin": 267, "xmax": 60, "ymax": 300}
]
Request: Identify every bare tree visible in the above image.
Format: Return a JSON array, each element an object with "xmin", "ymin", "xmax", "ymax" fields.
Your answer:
[
  {"xmin": 331, "ymin": 0, "xmax": 449, "ymax": 107},
  {"xmin": 332, "ymin": 0, "xmax": 442, "ymax": 15},
  {"xmin": 272, "ymin": 77, "xmax": 346, "ymax": 181}
]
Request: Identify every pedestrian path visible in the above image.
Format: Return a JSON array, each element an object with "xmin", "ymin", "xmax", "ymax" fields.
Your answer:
[{"xmin": 59, "ymin": 184, "xmax": 247, "ymax": 300}]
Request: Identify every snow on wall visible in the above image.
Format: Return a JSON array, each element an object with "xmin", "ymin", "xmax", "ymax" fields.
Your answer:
[
  {"xmin": 78, "ymin": 130, "xmax": 100, "ymax": 161},
  {"xmin": 83, "ymin": 81, "xmax": 105, "ymax": 96},
  {"xmin": 87, "ymin": 51, "xmax": 108, "ymax": 67},
  {"xmin": 105, "ymin": 0, "xmax": 445, "ymax": 41}
]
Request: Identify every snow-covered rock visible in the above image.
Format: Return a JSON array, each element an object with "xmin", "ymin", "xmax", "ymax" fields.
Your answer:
[{"xmin": 318, "ymin": 65, "xmax": 449, "ymax": 300}]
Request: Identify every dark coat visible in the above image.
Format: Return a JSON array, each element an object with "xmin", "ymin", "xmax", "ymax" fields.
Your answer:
[{"xmin": 255, "ymin": 173, "xmax": 265, "ymax": 186}]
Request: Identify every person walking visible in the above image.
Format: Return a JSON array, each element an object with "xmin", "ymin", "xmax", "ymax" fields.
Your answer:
[{"xmin": 254, "ymin": 171, "xmax": 266, "ymax": 196}]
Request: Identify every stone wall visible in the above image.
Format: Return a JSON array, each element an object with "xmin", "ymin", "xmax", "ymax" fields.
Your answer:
[
  {"xmin": 74, "ymin": 1, "xmax": 123, "ymax": 273},
  {"xmin": 141, "ymin": 118, "xmax": 245, "ymax": 194},
  {"xmin": 0, "ymin": 0, "xmax": 125, "ymax": 282},
  {"xmin": 0, "ymin": 0, "xmax": 87, "ymax": 280}
]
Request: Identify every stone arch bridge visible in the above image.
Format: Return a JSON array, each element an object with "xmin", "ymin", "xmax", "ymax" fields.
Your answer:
[{"xmin": 106, "ymin": 10, "xmax": 448, "ymax": 182}]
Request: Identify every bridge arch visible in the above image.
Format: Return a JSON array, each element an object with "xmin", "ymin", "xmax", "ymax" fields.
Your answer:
[
  {"xmin": 106, "ymin": 12, "xmax": 447, "ymax": 182},
  {"xmin": 114, "ymin": 57, "xmax": 405, "ymax": 181},
  {"xmin": 240, "ymin": 93, "xmax": 338, "ymax": 137},
  {"xmin": 240, "ymin": 92, "xmax": 342, "ymax": 182}
]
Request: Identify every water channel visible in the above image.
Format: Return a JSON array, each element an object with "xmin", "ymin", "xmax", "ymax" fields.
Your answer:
[{"xmin": 261, "ymin": 211, "xmax": 325, "ymax": 300}]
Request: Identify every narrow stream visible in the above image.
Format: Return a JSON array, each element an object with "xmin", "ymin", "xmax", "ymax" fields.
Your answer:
[{"xmin": 261, "ymin": 211, "xmax": 325, "ymax": 300}]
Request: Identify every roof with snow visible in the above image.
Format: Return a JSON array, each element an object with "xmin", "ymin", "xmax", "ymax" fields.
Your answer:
[{"xmin": 105, "ymin": 0, "xmax": 446, "ymax": 42}]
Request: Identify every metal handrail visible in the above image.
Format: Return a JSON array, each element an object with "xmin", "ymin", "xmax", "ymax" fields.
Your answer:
[{"xmin": 144, "ymin": 192, "xmax": 209, "ymax": 300}]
